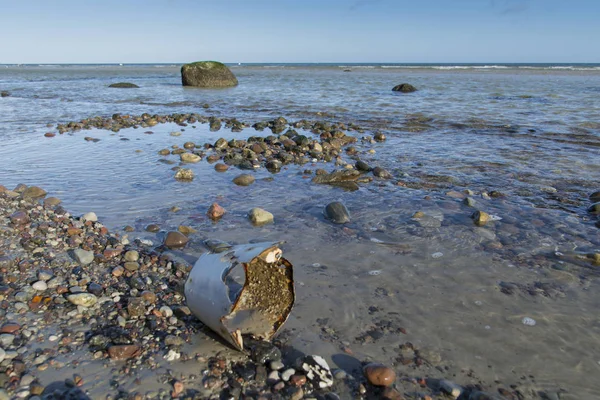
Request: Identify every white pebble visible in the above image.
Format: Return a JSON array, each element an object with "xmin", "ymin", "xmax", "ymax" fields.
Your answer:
[
  {"xmin": 432, "ymin": 252, "xmax": 444, "ymax": 258},
  {"xmin": 81, "ymin": 212, "xmax": 98, "ymax": 222},
  {"xmin": 281, "ymin": 368, "xmax": 295, "ymax": 381},
  {"xmin": 522, "ymin": 317, "xmax": 536, "ymax": 326},
  {"xmin": 368, "ymin": 270, "xmax": 381, "ymax": 276},
  {"xmin": 48, "ymin": 335, "xmax": 59, "ymax": 342},
  {"xmin": 32, "ymin": 281, "xmax": 48, "ymax": 291}
]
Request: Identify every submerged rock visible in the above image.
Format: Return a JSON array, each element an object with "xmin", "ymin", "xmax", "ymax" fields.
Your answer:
[
  {"xmin": 174, "ymin": 168, "xmax": 194, "ymax": 181},
  {"xmin": 588, "ymin": 202, "xmax": 600, "ymax": 214},
  {"xmin": 324, "ymin": 202, "xmax": 350, "ymax": 224},
  {"xmin": 472, "ymin": 210, "xmax": 491, "ymax": 226},
  {"xmin": 180, "ymin": 152, "xmax": 201, "ymax": 163},
  {"xmin": 590, "ymin": 191, "xmax": 600, "ymax": 203},
  {"xmin": 233, "ymin": 174, "xmax": 255, "ymax": 186},
  {"xmin": 181, "ymin": 61, "xmax": 238, "ymax": 88},
  {"xmin": 248, "ymin": 208, "xmax": 274, "ymax": 225},
  {"xmin": 108, "ymin": 82, "xmax": 139, "ymax": 88},
  {"xmin": 207, "ymin": 202, "xmax": 226, "ymax": 220},
  {"xmin": 392, "ymin": 83, "xmax": 417, "ymax": 93}
]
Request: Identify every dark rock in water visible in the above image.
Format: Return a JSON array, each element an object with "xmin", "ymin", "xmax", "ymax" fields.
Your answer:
[
  {"xmin": 392, "ymin": 83, "xmax": 417, "ymax": 93},
  {"xmin": 164, "ymin": 231, "xmax": 189, "ymax": 249},
  {"xmin": 355, "ymin": 160, "xmax": 372, "ymax": 172},
  {"xmin": 233, "ymin": 174, "xmax": 255, "ymax": 186},
  {"xmin": 329, "ymin": 181, "xmax": 360, "ymax": 191},
  {"xmin": 324, "ymin": 202, "xmax": 351, "ymax": 224},
  {"xmin": 374, "ymin": 131, "xmax": 386, "ymax": 141},
  {"xmin": 372, "ymin": 166, "xmax": 392, "ymax": 179},
  {"xmin": 590, "ymin": 191, "xmax": 600, "ymax": 203},
  {"xmin": 588, "ymin": 202, "xmax": 600, "ymax": 214},
  {"xmin": 108, "ymin": 82, "xmax": 139, "ymax": 88},
  {"xmin": 312, "ymin": 169, "xmax": 360, "ymax": 184},
  {"xmin": 0, "ymin": 91, "xmax": 9, "ymax": 97},
  {"xmin": 181, "ymin": 61, "xmax": 238, "ymax": 88},
  {"xmin": 266, "ymin": 159, "xmax": 282, "ymax": 173},
  {"xmin": 209, "ymin": 117, "xmax": 222, "ymax": 131}
]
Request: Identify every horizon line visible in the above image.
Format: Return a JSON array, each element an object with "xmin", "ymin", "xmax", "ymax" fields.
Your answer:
[{"xmin": 2, "ymin": 61, "xmax": 600, "ymax": 65}]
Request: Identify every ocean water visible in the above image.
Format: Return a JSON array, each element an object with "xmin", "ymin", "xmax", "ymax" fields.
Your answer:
[{"xmin": 1, "ymin": 64, "xmax": 600, "ymax": 397}]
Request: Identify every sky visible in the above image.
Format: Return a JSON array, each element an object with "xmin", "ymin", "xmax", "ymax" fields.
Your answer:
[{"xmin": 0, "ymin": 0, "xmax": 599, "ymax": 64}]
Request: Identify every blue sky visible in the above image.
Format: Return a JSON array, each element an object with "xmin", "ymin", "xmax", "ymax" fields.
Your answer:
[{"xmin": 0, "ymin": 0, "xmax": 598, "ymax": 63}]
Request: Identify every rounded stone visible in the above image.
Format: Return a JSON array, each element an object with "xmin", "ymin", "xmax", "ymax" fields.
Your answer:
[
  {"xmin": 180, "ymin": 153, "xmax": 201, "ymax": 163},
  {"xmin": 372, "ymin": 167, "xmax": 392, "ymax": 179},
  {"xmin": 214, "ymin": 163, "xmax": 229, "ymax": 172},
  {"xmin": 124, "ymin": 250, "xmax": 140, "ymax": 262},
  {"xmin": 248, "ymin": 208, "xmax": 274, "ymax": 226},
  {"xmin": 72, "ymin": 249, "xmax": 94, "ymax": 265},
  {"xmin": 43, "ymin": 197, "xmax": 62, "ymax": 206},
  {"xmin": 67, "ymin": 293, "xmax": 98, "ymax": 307},
  {"xmin": 32, "ymin": 281, "xmax": 48, "ymax": 291},
  {"xmin": 181, "ymin": 61, "xmax": 238, "ymax": 88},
  {"xmin": 22, "ymin": 186, "xmax": 47, "ymax": 199},
  {"xmin": 590, "ymin": 191, "xmax": 600, "ymax": 203},
  {"xmin": 164, "ymin": 231, "xmax": 189, "ymax": 249},
  {"xmin": 81, "ymin": 212, "xmax": 98, "ymax": 222},
  {"xmin": 324, "ymin": 202, "xmax": 350, "ymax": 224},
  {"xmin": 363, "ymin": 363, "xmax": 396, "ymax": 387},
  {"xmin": 233, "ymin": 174, "xmax": 255, "ymax": 186}
]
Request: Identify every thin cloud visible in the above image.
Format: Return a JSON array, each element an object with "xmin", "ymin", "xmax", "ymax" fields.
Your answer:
[{"xmin": 490, "ymin": 0, "xmax": 531, "ymax": 15}]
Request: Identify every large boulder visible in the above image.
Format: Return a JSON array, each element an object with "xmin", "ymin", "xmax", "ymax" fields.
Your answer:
[{"xmin": 181, "ymin": 61, "xmax": 238, "ymax": 88}]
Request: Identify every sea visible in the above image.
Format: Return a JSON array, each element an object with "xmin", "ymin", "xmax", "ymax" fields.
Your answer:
[{"xmin": 1, "ymin": 63, "xmax": 599, "ymax": 398}]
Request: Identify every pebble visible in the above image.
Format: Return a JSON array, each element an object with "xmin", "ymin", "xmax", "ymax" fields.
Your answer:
[
  {"xmin": 72, "ymin": 248, "xmax": 94, "ymax": 265},
  {"xmin": 267, "ymin": 370, "xmax": 280, "ymax": 385},
  {"xmin": 363, "ymin": 363, "xmax": 396, "ymax": 387},
  {"xmin": 124, "ymin": 250, "xmax": 139, "ymax": 262},
  {"xmin": 0, "ymin": 334, "xmax": 15, "ymax": 347},
  {"xmin": 66, "ymin": 293, "xmax": 98, "ymax": 307},
  {"xmin": 180, "ymin": 153, "xmax": 201, "ymax": 163},
  {"xmin": 0, "ymin": 348, "xmax": 5, "ymax": 363},
  {"xmin": 472, "ymin": 210, "xmax": 491, "ymax": 226},
  {"xmin": 37, "ymin": 270, "xmax": 53, "ymax": 281},
  {"xmin": 440, "ymin": 380, "xmax": 463, "ymax": 399},
  {"xmin": 324, "ymin": 201, "xmax": 350, "ymax": 224},
  {"xmin": 233, "ymin": 174, "xmax": 255, "ymax": 186},
  {"xmin": 174, "ymin": 168, "xmax": 194, "ymax": 180},
  {"xmin": 248, "ymin": 208, "xmax": 274, "ymax": 226},
  {"xmin": 207, "ymin": 202, "xmax": 226, "ymax": 220},
  {"xmin": 163, "ymin": 231, "xmax": 189, "ymax": 249},
  {"xmin": 269, "ymin": 360, "xmax": 284, "ymax": 371},
  {"xmin": 32, "ymin": 281, "xmax": 48, "ymax": 291},
  {"xmin": 281, "ymin": 368, "xmax": 295, "ymax": 381},
  {"xmin": 522, "ymin": 317, "xmax": 536, "ymax": 326},
  {"xmin": 81, "ymin": 212, "xmax": 98, "ymax": 222},
  {"xmin": 160, "ymin": 306, "xmax": 173, "ymax": 318}
]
